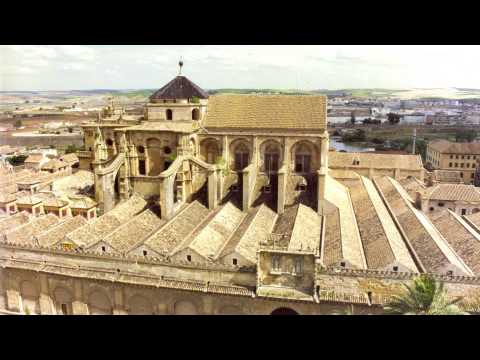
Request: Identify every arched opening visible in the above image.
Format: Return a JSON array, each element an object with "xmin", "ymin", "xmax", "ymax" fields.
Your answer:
[
  {"xmin": 88, "ymin": 290, "xmax": 112, "ymax": 315},
  {"xmin": 128, "ymin": 295, "xmax": 154, "ymax": 315},
  {"xmin": 233, "ymin": 143, "xmax": 250, "ymax": 171},
  {"xmin": 20, "ymin": 281, "xmax": 40, "ymax": 315},
  {"xmin": 264, "ymin": 143, "xmax": 281, "ymax": 174},
  {"xmin": 146, "ymin": 138, "xmax": 162, "ymax": 176},
  {"xmin": 294, "ymin": 143, "xmax": 313, "ymax": 173},
  {"xmin": 270, "ymin": 307, "xmax": 299, "ymax": 315},
  {"xmin": 192, "ymin": 108, "xmax": 200, "ymax": 121},
  {"xmin": 200, "ymin": 139, "xmax": 220, "ymax": 164},
  {"xmin": 53, "ymin": 287, "xmax": 73, "ymax": 315},
  {"xmin": 174, "ymin": 300, "xmax": 198, "ymax": 315},
  {"xmin": 166, "ymin": 109, "xmax": 173, "ymax": 120}
]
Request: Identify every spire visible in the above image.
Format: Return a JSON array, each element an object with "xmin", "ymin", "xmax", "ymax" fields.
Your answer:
[{"xmin": 178, "ymin": 57, "xmax": 184, "ymax": 76}]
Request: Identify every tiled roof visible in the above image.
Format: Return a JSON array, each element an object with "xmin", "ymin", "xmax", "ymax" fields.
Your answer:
[
  {"xmin": 105, "ymin": 209, "xmax": 164, "ymax": 253},
  {"xmin": 41, "ymin": 159, "xmax": 67, "ymax": 170},
  {"xmin": 428, "ymin": 139, "xmax": 480, "ymax": 154},
  {"xmin": 288, "ymin": 204, "xmax": 321, "ymax": 253},
  {"xmin": 204, "ymin": 95, "xmax": 327, "ymax": 130},
  {"xmin": 16, "ymin": 195, "xmax": 43, "ymax": 205},
  {"xmin": 59, "ymin": 153, "xmax": 79, "ymax": 164},
  {"xmin": 426, "ymin": 184, "xmax": 480, "ymax": 202},
  {"xmin": 145, "ymin": 201, "xmax": 210, "ymax": 255},
  {"xmin": 432, "ymin": 211, "xmax": 480, "ymax": 275},
  {"xmin": 329, "ymin": 152, "xmax": 424, "ymax": 170},
  {"xmin": 5, "ymin": 214, "xmax": 59, "ymax": 245},
  {"xmin": 37, "ymin": 216, "xmax": 87, "ymax": 247},
  {"xmin": 149, "ymin": 75, "xmax": 209, "ymax": 101},
  {"xmin": 0, "ymin": 212, "xmax": 30, "ymax": 234}
]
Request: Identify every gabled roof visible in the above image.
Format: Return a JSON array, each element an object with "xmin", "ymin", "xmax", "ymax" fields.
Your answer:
[
  {"xmin": 60, "ymin": 153, "xmax": 79, "ymax": 164},
  {"xmin": 149, "ymin": 75, "xmax": 209, "ymax": 101},
  {"xmin": 426, "ymin": 184, "xmax": 480, "ymax": 202},
  {"xmin": 204, "ymin": 95, "xmax": 327, "ymax": 130}
]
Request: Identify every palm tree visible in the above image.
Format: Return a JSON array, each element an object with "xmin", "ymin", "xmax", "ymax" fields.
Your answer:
[{"xmin": 384, "ymin": 274, "xmax": 468, "ymax": 315}]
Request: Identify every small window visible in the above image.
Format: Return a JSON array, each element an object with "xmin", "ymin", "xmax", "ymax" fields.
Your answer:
[
  {"xmin": 166, "ymin": 109, "xmax": 173, "ymax": 120},
  {"xmin": 460, "ymin": 172, "xmax": 464, "ymax": 178},
  {"xmin": 101, "ymin": 246, "xmax": 106, "ymax": 252},
  {"xmin": 163, "ymin": 146, "xmax": 172, "ymax": 155},
  {"xmin": 137, "ymin": 145, "xmax": 145, "ymax": 154},
  {"xmin": 393, "ymin": 266, "xmax": 398, "ymax": 272},
  {"xmin": 187, "ymin": 255, "xmax": 192, "ymax": 262},
  {"xmin": 449, "ymin": 162, "xmax": 452, "ymax": 167},
  {"xmin": 192, "ymin": 108, "xmax": 200, "ymax": 121},
  {"xmin": 340, "ymin": 261, "xmax": 346, "ymax": 268},
  {"xmin": 233, "ymin": 258, "xmax": 238, "ymax": 266},
  {"xmin": 462, "ymin": 209, "xmax": 467, "ymax": 215},
  {"xmin": 455, "ymin": 163, "xmax": 458, "ymax": 167},
  {"xmin": 461, "ymin": 163, "xmax": 464, "ymax": 168},
  {"xmin": 429, "ymin": 207, "xmax": 434, "ymax": 211},
  {"xmin": 143, "ymin": 250, "xmax": 148, "ymax": 257},
  {"xmin": 139, "ymin": 160, "xmax": 146, "ymax": 175},
  {"xmin": 446, "ymin": 270, "xmax": 453, "ymax": 276},
  {"xmin": 106, "ymin": 138, "xmax": 113, "ymax": 146}
]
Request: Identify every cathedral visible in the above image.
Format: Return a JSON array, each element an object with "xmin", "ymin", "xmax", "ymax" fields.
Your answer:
[{"xmin": 2, "ymin": 64, "xmax": 480, "ymax": 315}]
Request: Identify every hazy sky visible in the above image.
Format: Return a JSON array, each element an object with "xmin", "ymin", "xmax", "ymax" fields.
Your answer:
[{"xmin": 2, "ymin": 45, "xmax": 480, "ymax": 91}]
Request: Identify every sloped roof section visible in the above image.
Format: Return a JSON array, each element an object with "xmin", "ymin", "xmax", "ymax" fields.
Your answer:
[
  {"xmin": 150, "ymin": 75, "xmax": 209, "ymax": 101},
  {"xmin": 204, "ymin": 95, "xmax": 327, "ymax": 130},
  {"xmin": 426, "ymin": 184, "xmax": 480, "ymax": 202},
  {"xmin": 429, "ymin": 139, "xmax": 480, "ymax": 154}
]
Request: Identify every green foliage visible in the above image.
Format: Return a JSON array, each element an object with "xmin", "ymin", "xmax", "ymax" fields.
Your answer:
[
  {"xmin": 455, "ymin": 129, "xmax": 477, "ymax": 143},
  {"xmin": 387, "ymin": 113, "xmax": 401, "ymax": 125},
  {"xmin": 166, "ymin": 152, "xmax": 177, "ymax": 162},
  {"xmin": 7, "ymin": 154, "xmax": 28, "ymax": 166},
  {"xmin": 65, "ymin": 144, "xmax": 78, "ymax": 154},
  {"xmin": 342, "ymin": 129, "xmax": 366, "ymax": 142},
  {"xmin": 215, "ymin": 156, "xmax": 229, "ymax": 175},
  {"xmin": 383, "ymin": 274, "xmax": 467, "ymax": 315},
  {"xmin": 191, "ymin": 96, "xmax": 200, "ymax": 104}
]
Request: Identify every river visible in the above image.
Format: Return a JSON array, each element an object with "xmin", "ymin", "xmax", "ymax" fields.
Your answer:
[{"xmin": 329, "ymin": 137, "xmax": 375, "ymax": 152}]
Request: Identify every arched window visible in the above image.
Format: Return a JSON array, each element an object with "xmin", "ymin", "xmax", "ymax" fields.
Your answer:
[
  {"xmin": 234, "ymin": 143, "xmax": 250, "ymax": 171},
  {"xmin": 192, "ymin": 108, "xmax": 200, "ymax": 121},
  {"xmin": 166, "ymin": 109, "xmax": 173, "ymax": 120},
  {"xmin": 264, "ymin": 144, "xmax": 280, "ymax": 173},
  {"xmin": 294, "ymin": 143, "xmax": 312, "ymax": 173}
]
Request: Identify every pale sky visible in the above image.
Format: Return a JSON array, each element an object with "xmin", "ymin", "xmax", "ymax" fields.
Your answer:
[{"xmin": 2, "ymin": 45, "xmax": 480, "ymax": 91}]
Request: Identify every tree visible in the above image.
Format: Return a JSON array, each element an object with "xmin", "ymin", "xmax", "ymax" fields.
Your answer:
[
  {"xmin": 350, "ymin": 111, "xmax": 356, "ymax": 125},
  {"xmin": 387, "ymin": 112, "xmax": 401, "ymax": 125},
  {"xmin": 455, "ymin": 130, "xmax": 477, "ymax": 143},
  {"xmin": 65, "ymin": 144, "xmax": 78, "ymax": 154},
  {"xmin": 383, "ymin": 274, "xmax": 467, "ymax": 315}
]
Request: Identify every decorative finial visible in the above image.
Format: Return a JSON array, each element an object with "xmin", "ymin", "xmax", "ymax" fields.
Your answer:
[{"xmin": 178, "ymin": 57, "xmax": 183, "ymax": 75}]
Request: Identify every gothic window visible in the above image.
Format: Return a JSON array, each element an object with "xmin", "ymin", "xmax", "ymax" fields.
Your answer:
[
  {"xmin": 166, "ymin": 109, "xmax": 173, "ymax": 120},
  {"xmin": 234, "ymin": 143, "xmax": 250, "ymax": 171},
  {"xmin": 294, "ymin": 258, "xmax": 303, "ymax": 275},
  {"xmin": 272, "ymin": 255, "xmax": 281, "ymax": 271},
  {"xmin": 294, "ymin": 143, "xmax": 312, "ymax": 173},
  {"xmin": 264, "ymin": 144, "xmax": 280, "ymax": 173},
  {"xmin": 192, "ymin": 108, "xmax": 200, "ymax": 121}
]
